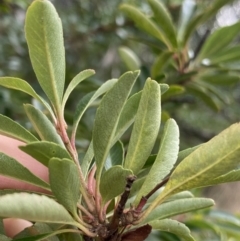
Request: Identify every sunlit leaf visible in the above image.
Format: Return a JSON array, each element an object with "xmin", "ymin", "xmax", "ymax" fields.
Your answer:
[
  {"xmin": 0, "ymin": 114, "xmax": 38, "ymax": 143},
  {"xmin": 25, "ymin": 0, "xmax": 65, "ymax": 113}
]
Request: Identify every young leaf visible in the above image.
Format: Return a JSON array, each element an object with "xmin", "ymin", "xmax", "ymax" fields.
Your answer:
[
  {"xmin": 62, "ymin": 69, "xmax": 96, "ymax": 110},
  {"xmin": 134, "ymin": 119, "xmax": 179, "ymax": 204},
  {"xmin": 0, "ymin": 114, "xmax": 38, "ymax": 143},
  {"xmin": 100, "ymin": 165, "xmax": 133, "ymax": 204},
  {"xmin": 0, "ymin": 77, "xmax": 55, "ymax": 120},
  {"xmin": 105, "ymin": 141, "xmax": 124, "ymax": 169},
  {"xmin": 142, "ymin": 123, "xmax": 240, "ymax": 221},
  {"xmin": 25, "ymin": 0, "xmax": 65, "ymax": 113},
  {"xmin": 72, "ymin": 78, "xmax": 118, "ymax": 142},
  {"xmin": 24, "ymin": 104, "xmax": 64, "ymax": 147},
  {"xmin": 93, "ymin": 71, "xmax": 139, "ymax": 184},
  {"xmin": 197, "ymin": 22, "xmax": 240, "ymax": 61},
  {"xmin": 0, "ymin": 152, "xmax": 50, "ymax": 191},
  {"xmin": 149, "ymin": 219, "xmax": 195, "ymax": 241},
  {"xmin": 114, "ymin": 91, "xmax": 142, "ymax": 143},
  {"xmin": 142, "ymin": 198, "xmax": 214, "ymax": 224},
  {"xmin": 118, "ymin": 46, "xmax": 141, "ymax": 71},
  {"xmin": 120, "ymin": 4, "xmax": 171, "ymax": 48},
  {"xmin": 19, "ymin": 141, "xmax": 72, "ymax": 167},
  {"xmin": 148, "ymin": 0, "xmax": 178, "ymax": 49},
  {"xmin": 49, "ymin": 158, "xmax": 80, "ymax": 218},
  {"xmin": 124, "ymin": 78, "xmax": 161, "ymax": 175}
]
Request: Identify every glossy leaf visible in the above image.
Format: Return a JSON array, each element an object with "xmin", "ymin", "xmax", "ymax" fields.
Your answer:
[
  {"xmin": 142, "ymin": 123, "xmax": 240, "ymax": 221},
  {"xmin": 105, "ymin": 141, "xmax": 124, "ymax": 169},
  {"xmin": 124, "ymin": 79, "xmax": 161, "ymax": 175},
  {"xmin": 62, "ymin": 69, "xmax": 95, "ymax": 110},
  {"xmin": 142, "ymin": 198, "xmax": 214, "ymax": 224},
  {"xmin": 150, "ymin": 219, "xmax": 195, "ymax": 241},
  {"xmin": 148, "ymin": 0, "xmax": 177, "ymax": 49},
  {"xmin": 0, "ymin": 193, "xmax": 77, "ymax": 225},
  {"xmin": 120, "ymin": 4, "xmax": 170, "ymax": 48},
  {"xmin": 100, "ymin": 165, "xmax": 133, "ymax": 204},
  {"xmin": 72, "ymin": 78, "xmax": 117, "ymax": 142},
  {"xmin": 197, "ymin": 22, "xmax": 240, "ymax": 61},
  {"xmin": 93, "ymin": 71, "xmax": 139, "ymax": 183},
  {"xmin": 49, "ymin": 158, "xmax": 80, "ymax": 217},
  {"xmin": 0, "ymin": 152, "xmax": 50, "ymax": 191},
  {"xmin": 0, "ymin": 114, "xmax": 38, "ymax": 143},
  {"xmin": 114, "ymin": 91, "xmax": 142, "ymax": 143},
  {"xmin": 135, "ymin": 119, "xmax": 179, "ymax": 204},
  {"xmin": 24, "ymin": 104, "xmax": 64, "ymax": 146},
  {"xmin": 161, "ymin": 85, "xmax": 185, "ymax": 101},
  {"xmin": 19, "ymin": 141, "xmax": 72, "ymax": 167},
  {"xmin": 151, "ymin": 51, "xmax": 173, "ymax": 79},
  {"xmin": 0, "ymin": 77, "xmax": 55, "ymax": 120},
  {"xmin": 118, "ymin": 46, "xmax": 141, "ymax": 71},
  {"xmin": 25, "ymin": 0, "xmax": 65, "ymax": 113}
]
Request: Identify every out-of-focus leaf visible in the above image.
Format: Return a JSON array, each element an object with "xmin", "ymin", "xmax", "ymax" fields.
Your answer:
[
  {"xmin": 105, "ymin": 141, "xmax": 124, "ymax": 169},
  {"xmin": 25, "ymin": 0, "xmax": 65, "ymax": 113},
  {"xmin": 124, "ymin": 79, "xmax": 161, "ymax": 175},
  {"xmin": 160, "ymin": 84, "xmax": 169, "ymax": 95},
  {"xmin": 114, "ymin": 91, "xmax": 142, "ymax": 143},
  {"xmin": 186, "ymin": 83, "xmax": 219, "ymax": 111},
  {"xmin": 0, "ymin": 235, "xmax": 11, "ymax": 241},
  {"xmin": 100, "ymin": 165, "xmax": 133, "ymax": 204},
  {"xmin": 118, "ymin": 46, "xmax": 141, "ymax": 71},
  {"xmin": 150, "ymin": 219, "xmax": 195, "ymax": 241},
  {"xmin": 93, "ymin": 71, "xmax": 139, "ymax": 185},
  {"xmin": 200, "ymin": 72, "xmax": 240, "ymax": 85},
  {"xmin": 142, "ymin": 123, "xmax": 240, "ymax": 221},
  {"xmin": 62, "ymin": 69, "xmax": 95, "ymax": 110},
  {"xmin": 151, "ymin": 51, "xmax": 173, "ymax": 79},
  {"xmin": 24, "ymin": 104, "xmax": 64, "ymax": 146},
  {"xmin": 0, "ymin": 152, "xmax": 50, "ymax": 191},
  {"xmin": 0, "ymin": 114, "xmax": 38, "ymax": 143},
  {"xmin": 161, "ymin": 85, "xmax": 185, "ymax": 101},
  {"xmin": 197, "ymin": 22, "xmax": 240, "ymax": 61},
  {"xmin": 0, "ymin": 219, "xmax": 5, "ymax": 235},
  {"xmin": 148, "ymin": 0, "xmax": 177, "ymax": 49},
  {"xmin": 20, "ymin": 141, "xmax": 71, "ymax": 167},
  {"xmin": 72, "ymin": 78, "xmax": 117, "ymax": 142},
  {"xmin": 135, "ymin": 119, "xmax": 179, "ymax": 204},
  {"xmin": 120, "ymin": 4, "xmax": 171, "ymax": 48},
  {"xmin": 49, "ymin": 158, "xmax": 80, "ymax": 218},
  {"xmin": 121, "ymin": 224, "xmax": 152, "ymax": 241},
  {"xmin": 0, "ymin": 77, "xmax": 55, "ymax": 120},
  {"xmin": 142, "ymin": 198, "xmax": 214, "ymax": 224}
]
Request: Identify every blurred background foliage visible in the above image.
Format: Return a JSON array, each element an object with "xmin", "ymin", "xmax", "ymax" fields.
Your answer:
[{"xmin": 1, "ymin": 0, "xmax": 240, "ymax": 240}]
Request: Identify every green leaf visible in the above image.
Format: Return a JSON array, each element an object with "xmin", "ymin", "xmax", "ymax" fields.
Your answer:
[
  {"xmin": 120, "ymin": 4, "xmax": 171, "ymax": 48},
  {"xmin": 150, "ymin": 219, "xmax": 195, "ymax": 241},
  {"xmin": 142, "ymin": 198, "xmax": 214, "ymax": 224},
  {"xmin": 0, "ymin": 219, "xmax": 5, "ymax": 235},
  {"xmin": 141, "ymin": 123, "xmax": 240, "ymax": 221},
  {"xmin": 161, "ymin": 85, "xmax": 185, "ymax": 101},
  {"xmin": 165, "ymin": 191, "xmax": 194, "ymax": 202},
  {"xmin": 93, "ymin": 71, "xmax": 139, "ymax": 184},
  {"xmin": 49, "ymin": 158, "xmax": 80, "ymax": 218},
  {"xmin": 135, "ymin": 119, "xmax": 179, "ymax": 204},
  {"xmin": 25, "ymin": 0, "xmax": 65, "ymax": 113},
  {"xmin": 0, "ymin": 193, "xmax": 77, "ymax": 225},
  {"xmin": 160, "ymin": 84, "xmax": 169, "ymax": 95},
  {"xmin": 114, "ymin": 91, "xmax": 142, "ymax": 143},
  {"xmin": 0, "ymin": 77, "xmax": 55, "ymax": 120},
  {"xmin": 118, "ymin": 46, "xmax": 141, "ymax": 71},
  {"xmin": 124, "ymin": 79, "xmax": 161, "ymax": 175},
  {"xmin": 62, "ymin": 69, "xmax": 95, "ymax": 110},
  {"xmin": 208, "ymin": 169, "xmax": 240, "ymax": 185},
  {"xmin": 0, "ymin": 235, "xmax": 11, "ymax": 241},
  {"xmin": 105, "ymin": 141, "xmax": 124, "ymax": 169},
  {"xmin": 197, "ymin": 22, "xmax": 240, "ymax": 61},
  {"xmin": 151, "ymin": 51, "xmax": 173, "ymax": 79},
  {"xmin": 72, "ymin": 78, "xmax": 118, "ymax": 142},
  {"xmin": 148, "ymin": 0, "xmax": 177, "ymax": 49},
  {"xmin": 0, "ymin": 114, "xmax": 38, "ymax": 143},
  {"xmin": 100, "ymin": 165, "xmax": 133, "ymax": 204},
  {"xmin": 24, "ymin": 104, "xmax": 64, "ymax": 146},
  {"xmin": 19, "ymin": 141, "xmax": 72, "ymax": 167},
  {"xmin": 176, "ymin": 145, "xmax": 201, "ymax": 166},
  {"xmin": 81, "ymin": 141, "xmax": 94, "ymax": 178},
  {"xmin": 0, "ymin": 152, "xmax": 50, "ymax": 191}
]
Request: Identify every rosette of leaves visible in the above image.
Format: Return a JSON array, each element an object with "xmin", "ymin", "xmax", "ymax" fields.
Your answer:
[
  {"xmin": 119, "ymin": 0, "xmax": 240, "ymax": 112},
  {"xmin": 1, "ymin": 1, "xmax": 240, "ymax": 241}
]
